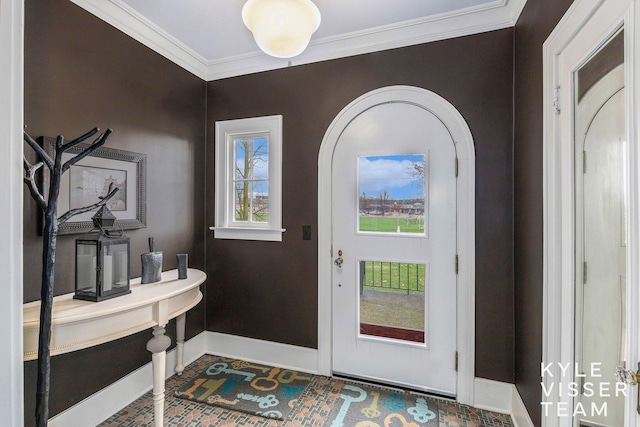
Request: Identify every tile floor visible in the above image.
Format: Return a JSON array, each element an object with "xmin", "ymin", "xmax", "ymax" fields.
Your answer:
[{"xmin": 99, "ymin": 355, "xmax": 514, "ymax": 427}]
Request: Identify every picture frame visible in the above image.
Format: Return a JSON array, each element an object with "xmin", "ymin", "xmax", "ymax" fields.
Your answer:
[{"xmin": 40, "ymin": 136, "xmax": 147, "ymax": 235}]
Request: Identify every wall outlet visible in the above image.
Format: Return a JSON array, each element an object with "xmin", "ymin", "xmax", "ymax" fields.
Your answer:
[{"xmin": 303, "ymin": 225, "xmax": 312, "ymax": 240}]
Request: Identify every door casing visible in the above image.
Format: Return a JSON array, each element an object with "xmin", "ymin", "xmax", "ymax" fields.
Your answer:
[
  {"xmin": 0, "ymin": 0, "xmax": 25, "ymax": 425},
  {"xmin": 543, "ymin": 0, "xmax": 640, "ymax": 426},
  {"xmin": 317, "ymin": 85, "xmax": 476, "ymax": 405}
]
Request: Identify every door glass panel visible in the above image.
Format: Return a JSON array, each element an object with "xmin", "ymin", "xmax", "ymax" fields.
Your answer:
[
  {"xmin": 358, "ymin": 260, "xmax": 426, "ymax": 344},
  {"xmin": 574, "ymin": 28, "xmax": 626, "ymax": 427},
  {"xmin": 358, "ymin": 154, "xmax": 426, "ymax": 234}
]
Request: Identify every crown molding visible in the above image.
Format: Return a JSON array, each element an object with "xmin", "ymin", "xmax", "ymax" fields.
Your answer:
[
  {"xmin": 71, "ymin": 0, "xmax": 527, "ymax": 81},
  {"xmin": 69, "ymin": 0, "xmax": 210, "ymax": 80},
  {"xmin": 205, "ymin": 0, "xmax": 528, "ymax": 80}
]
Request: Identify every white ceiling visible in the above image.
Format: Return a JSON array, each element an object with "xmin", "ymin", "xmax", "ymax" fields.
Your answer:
[{"xmin": 70, "ymin": 0, "xmax": 527, "ymax": 81}]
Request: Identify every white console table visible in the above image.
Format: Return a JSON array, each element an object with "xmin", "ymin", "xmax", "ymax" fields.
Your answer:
[{"xmin": 23, "ymin": 268, "xmax": 206, "ymax": 427}]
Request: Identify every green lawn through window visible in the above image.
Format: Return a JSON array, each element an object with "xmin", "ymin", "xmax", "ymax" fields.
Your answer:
[{"xmin": 359, "ymin": 216, "xmax": 424, "ymax": 233}]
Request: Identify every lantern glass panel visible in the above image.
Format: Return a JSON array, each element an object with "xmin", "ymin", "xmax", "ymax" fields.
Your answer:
[
  {"xmin": 76, "ymin": 241, "xmax": 98, "ymax": 295},
  {"xmin": 103, "ymin": 243, "xmax": 129, "ymax": 294}
]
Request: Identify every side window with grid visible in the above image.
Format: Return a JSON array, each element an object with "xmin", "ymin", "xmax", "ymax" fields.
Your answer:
[
  {"xmin": 233, "ymin": 135, "xmax": 269, "ymax": 223},
  {"xmin": 213, "ymin": 116, "xmax": 283, "ymax": 241}
]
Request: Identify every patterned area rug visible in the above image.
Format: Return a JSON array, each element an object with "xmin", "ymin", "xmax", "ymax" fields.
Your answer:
[
  {"xmin": 175, "ymin": 357, "xmax": 313, "ymax": 420},
  {"xmin": 100, "ymin": 355, "xmax": 514, "ymax": 427},
  {"xmin": 327, "ymin": 382, "xmax": 439, "ymax": 427}
]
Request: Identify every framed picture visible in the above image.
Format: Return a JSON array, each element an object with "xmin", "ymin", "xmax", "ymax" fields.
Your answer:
[{"xmin": 40, "ymin": 136, "xmax": 147, "ymax": 235}]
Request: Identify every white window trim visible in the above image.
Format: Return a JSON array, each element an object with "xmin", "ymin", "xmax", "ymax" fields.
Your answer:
[{"xmin": 212, "ymin": 115, "xmax": 284, "ymax": 241}]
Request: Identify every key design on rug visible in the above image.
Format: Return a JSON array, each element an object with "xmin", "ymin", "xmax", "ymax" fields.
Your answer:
[
  {"xmin": 252, "ymin": 367, "xmax": 281, "ymax": 391},
  {"xmin": 206, "ymin": 394, "xmax": 239, "ymax": 405},
  {"xmin": 180, "ymin": 378, "xmax": 235, "ymax": 400},
  {"xmin": 408, "ymin": 397, "xmax": 436, "ymax": 423},
  {"xmin": 279, "ymin": 369, "xmax": 312, "ymax": 383},
  {"xmin": 237, "ymin": 392, "xmax": 279, "ymax": 408},
  {"xmin": 383, "ymin": 392, "xmax": 407, "ymax": 412},
  {"xmin": 356, "ymin": 413, "xmax": 422, "ymax": 427},
  {"xmin": 361, "ymin": 391, "xmax": 381, "ymax": 418},
  {"xmin": 230, "ymin": 360, "xmax": 270, "ymax": 372},
  {"xmin": 331, "ymin": 385, "xmax": 368, "ymax": 427},
  {"xmin": 207, "ymin": 362, "xmax": 256, "ymax": 382},
  {"xmin": 257, "ymin": 409, "xmax": 283, "ymax": 419},
  {"xmin": 327, "ymin": 383, "xmax": 439, "ymax": 427},
  {"xmin": 175, "ymin": 357, "xmax": 312, "ymax": 421},
  {"xmin": 282, "ymin": 384, "xmax": 306, "ymax": 398}
]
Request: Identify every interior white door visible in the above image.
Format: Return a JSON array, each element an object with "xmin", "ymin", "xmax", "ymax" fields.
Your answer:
[
  {"xmin": 331, "ymin": 101, "xmax": 457, "ymax": 395},
  {"xmin": 575, "ymin": 68, "xmax": 626, "ymax": 427},
  {"xmin": 542, "ymin": 1, "xmax": 640, "ymax": 427}
]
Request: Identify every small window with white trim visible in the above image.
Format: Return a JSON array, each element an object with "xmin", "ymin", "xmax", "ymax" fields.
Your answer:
[{"xmin": 212, "ymin": 115, "xmax": 284, "ymax": 241}]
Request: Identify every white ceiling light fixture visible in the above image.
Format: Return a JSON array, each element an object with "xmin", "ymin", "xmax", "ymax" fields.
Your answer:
[{"xmin": 242, "ymin": 0, "xmax": 321, "ymax": 58}]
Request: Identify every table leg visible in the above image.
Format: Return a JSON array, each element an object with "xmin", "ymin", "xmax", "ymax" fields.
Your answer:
[
  {"xmin": 175, "ymin": 312, "xmax": 186, "ymax": 375},
  {"xmin": 147, "ymin": 325, "xmax": 171, "ymax": 427}
]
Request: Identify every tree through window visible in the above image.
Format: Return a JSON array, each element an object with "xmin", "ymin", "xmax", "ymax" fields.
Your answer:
[
  {"xmin": 213, "ymin": 115, "xmax": 283, "ymax": 241},
  {"xmin": 234, "ymin": 135, "xmax": 269, "ymax": 223}
]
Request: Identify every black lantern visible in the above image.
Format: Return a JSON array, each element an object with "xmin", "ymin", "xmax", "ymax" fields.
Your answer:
[{"xmin": 74, "ymin": 206, "xmax": 131, "ymax": 302}]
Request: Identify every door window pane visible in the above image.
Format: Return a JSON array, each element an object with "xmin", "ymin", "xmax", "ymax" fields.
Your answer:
[
  {"xmin": 358, "ymin": 154, "xmax": 426, "ymax": 234},
  {"xmin": 359, "ymin": 260, "xmax": 426, "ymax": 344}
]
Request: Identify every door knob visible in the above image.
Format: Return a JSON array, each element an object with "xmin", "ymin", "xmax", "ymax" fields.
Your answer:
[
  {"xmin": 615, "ymin": 363, "xmax": 640, "ymax": 415},
  {"xmin": 334, "ymin": 250, "xmax": 343, "ymax": 268},
  {"xmin": 615, "ymin": 364, "xmax": 640, "ymax": 386}
]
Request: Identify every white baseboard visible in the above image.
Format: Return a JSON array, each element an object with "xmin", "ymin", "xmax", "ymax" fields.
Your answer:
[
  {"xmin": 48, "ymin": 332, "xmax": 206, "ymax": 427},
  {"xmin": 474, "ymin": 377, "xmax": 513, "ymax": 414},
  {"xmin": 203, "ymin": 331, "xmax": 319, "ymax": 374},
  {"xmin": 511, "ymin": 384, "xmax": 535, "ymax": 427},
  {"xmin": 49, "ymin": 333, "xmax": 533, "ymax": 427},
  {"xmin": 47, "ymin": 331, "xmax": 318, "ymax": 426},
  {"xmin": 473, "ymin": 378, "xmax": 534, "ymax": 427}
]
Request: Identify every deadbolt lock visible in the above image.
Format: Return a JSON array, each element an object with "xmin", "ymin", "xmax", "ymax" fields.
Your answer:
[{"xmin": 334, "ymin": 249, "xmax": 343, "ymax": 268}]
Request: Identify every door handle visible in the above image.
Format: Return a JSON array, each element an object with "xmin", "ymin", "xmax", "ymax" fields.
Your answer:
[
  {"xmin": 615, "ymin": 363, "xmax": 640, "ymax": 386},
  {"xmin": 334, "ymin": 250, "xmax": 343, "ymax": 268},
  {"xmin": 615, "ymin": 363, "xmax": 640, "ymax": 415}
]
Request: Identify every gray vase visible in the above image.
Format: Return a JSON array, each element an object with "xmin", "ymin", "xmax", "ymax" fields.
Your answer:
[
  {"xmin": 177, "ymin": 254, "xmax": 188, "ymax": 279},
  {"xmin": 141, "ymin": 237, "xmax": 162, "ymax": 284}
]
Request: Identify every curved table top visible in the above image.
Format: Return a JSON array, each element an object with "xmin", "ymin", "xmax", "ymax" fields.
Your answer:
[{"xmin": 23, "ymin": 268, "xmax": 206, "ymax": 361}]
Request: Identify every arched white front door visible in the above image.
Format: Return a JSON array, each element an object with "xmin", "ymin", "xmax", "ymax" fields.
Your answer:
[
  {"xmin": 317, "ymin": 86, "xmax": 476, "ymax": 403},
  {"xmin": 331, "ymin": 100, "xmax": 457, "ymax": 394}
]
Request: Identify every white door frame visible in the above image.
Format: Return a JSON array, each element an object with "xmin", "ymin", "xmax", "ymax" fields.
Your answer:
[
  {"xmin": 542, "ymin": 0, "xmax": 639, "ymax": 426},
  {"xmin": 0, "ymin": 0, "xmax": 25, "ymax": 425},
  {"xmin": 317, "ymin": 85, "xmax": 476, "ymax": 405}
]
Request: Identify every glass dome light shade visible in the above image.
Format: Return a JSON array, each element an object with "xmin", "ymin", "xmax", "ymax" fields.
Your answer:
[{"xmin": 242, "ymin": 0, "xmax": 321, "ymax": 58}]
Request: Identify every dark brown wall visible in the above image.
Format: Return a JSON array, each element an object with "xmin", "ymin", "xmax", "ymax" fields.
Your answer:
[
  {"xmin": 206, "ymin": 30, "xmax": 516, "ymax": 381},
  {"xmin": 513, "ymin": 1, "xmax": 574, "ymax": 425},
  {"xmin": 23, "ymin": 0, "xmax": 206, "ymax": 423}
]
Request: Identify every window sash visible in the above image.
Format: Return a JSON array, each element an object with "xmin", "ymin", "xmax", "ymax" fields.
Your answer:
[
  {"xmin": 229, "ymin": 132, "xmax": 270, "ymax": 226},
  {"xmin": 214, "ymin": 115, "xmax": 283, "ymax": 241}
]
